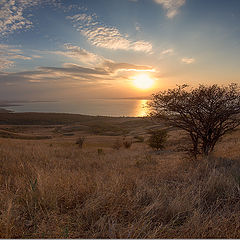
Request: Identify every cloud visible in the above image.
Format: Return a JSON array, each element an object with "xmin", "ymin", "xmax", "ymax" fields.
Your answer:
[
  {"xmin": 0, "ymin": 44, "xmax": 32, "ymax": 69},
  {"xmin": 135, "ymin": 23, "xmax": 141, "ymax": 32},
  {"xmin": 0, "ymin": 59, "xmax": 155, "ymax": 86},
  {"xmin": 161, "ymin": 48, "xmax": 174, "ymax": 55},
  {"xmin": 32, "ymin": 55, "xmax": 42, "ymax": 59},
  {"xmin": 39, "ymin": 64, "xmax": 108, "ymax": 77},
  {"xmin": 52, "ymin": 44, "xmax": 103, "ymax": 64},
  {"xmin": 37, "ymin": 60, "xmax": 154, "ymax": 79},
  {"xmin": 0, "ymin": 0, "xmax": 40, "ymax": 36},
  {"xmin": 0, "ymin": 0, "xmax": 61, "ymax": 37},
  {"xmin": 102, "ymin": 60, "xmax": 154, "ymax": 73},
  {"xmin": 154, "ymin": 0, "xmax": 186, "ymax": 18},
  {"xmin": 0, "ymin": 58, "xmax": 14, "ymax": 70},
  {"xmin": 181, "ymin": 57, "xmax": 195, "ymax": 64},
  {"xmin": 67, "ymin": 13, "xmax": 152, "ymax": 53}
]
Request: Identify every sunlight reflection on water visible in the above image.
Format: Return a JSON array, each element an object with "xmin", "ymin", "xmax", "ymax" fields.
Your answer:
[{"xmin": 136, "ymin": 99, "xmax": 149, "ymax": 117}]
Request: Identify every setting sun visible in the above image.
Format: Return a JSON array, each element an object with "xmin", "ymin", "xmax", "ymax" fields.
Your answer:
[{"xmin": 133, "ymin": 74, "xmax": 155, "ymax": 90}]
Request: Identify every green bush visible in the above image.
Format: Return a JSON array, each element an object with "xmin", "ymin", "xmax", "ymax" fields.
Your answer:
[{"xmin": 148, "ymin": 129, "xmax": 168, "ymax": 151}]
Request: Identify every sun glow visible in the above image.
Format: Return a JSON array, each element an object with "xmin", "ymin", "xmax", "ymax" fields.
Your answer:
[{"xmin": 133, "ymin": 74, "xmax": 155, "ymax": 90}]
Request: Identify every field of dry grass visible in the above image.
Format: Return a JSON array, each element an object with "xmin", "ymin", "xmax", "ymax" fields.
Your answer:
[{"xmin": 0, "ymin": 114, "xmax": 240, "ymax": 238}]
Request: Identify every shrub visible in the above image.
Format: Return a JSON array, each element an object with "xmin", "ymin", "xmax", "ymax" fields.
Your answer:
[
  {"xmin": 123, "ymin": 140, "xmax": 132, "ymax": 149},
  {"xmin": 76, "ymin": 136, "xmax": 85, "ymax": 148},
  {"xmin": 134, "ymin": 135, "xmax": 144, "ymax": 142},
  {"xmin": 148, "ymin": 129, "xmax": 168, "ymax": 151},
  {"xmin": 97, "ymin": 148, "xmax": 104, "ymax": 155},
  {"xmin": 112, "ymin": 139, "xmax": 122, "ymax": 150}
]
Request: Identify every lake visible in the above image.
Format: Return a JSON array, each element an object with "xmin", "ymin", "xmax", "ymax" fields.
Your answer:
[{"xmin": 5, "ymin": 99, "xmax": 150, "ymax": 117}]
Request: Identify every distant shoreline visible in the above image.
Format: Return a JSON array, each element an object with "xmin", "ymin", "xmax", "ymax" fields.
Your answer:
[
  {"xmin": 0, "ymin": 100, "xmax": 58, "ymax": 113},
  {"xmin": 0, "ymin": 100, "xmax": 57, "ymax": 105},
  {"xmin": 0, "ymin": 108, "xmax": 13, "ymax": 113}
]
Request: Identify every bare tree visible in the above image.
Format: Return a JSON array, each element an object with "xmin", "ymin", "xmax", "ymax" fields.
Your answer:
[{"xmin": 148, "ymin": 84, "xmax": 240, "ymax": 157}]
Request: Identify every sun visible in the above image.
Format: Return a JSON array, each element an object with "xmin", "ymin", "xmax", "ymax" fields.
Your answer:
[{"xmin": 133, "ymin": 74, "xmax": 155, "ymax": 90}]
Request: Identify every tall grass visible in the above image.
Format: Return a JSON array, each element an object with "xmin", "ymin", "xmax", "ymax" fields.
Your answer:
[{"xmin": 0, "ymin": 138, "xmax": 240, "ymax": 238}]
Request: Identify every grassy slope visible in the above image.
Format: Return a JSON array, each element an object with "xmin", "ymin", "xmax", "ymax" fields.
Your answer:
[
  {"xmin": 0, "ymin": 113, "xmax": 240, "ymax": 238},
  {"xmin": 0, "ymin": 112, "xmax": 156, "ymax": 137}
]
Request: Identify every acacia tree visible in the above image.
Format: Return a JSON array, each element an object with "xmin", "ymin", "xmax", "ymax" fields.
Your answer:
[{"xmin": 148, "ymin": 84, "xmax": 240, "ymax": 157}]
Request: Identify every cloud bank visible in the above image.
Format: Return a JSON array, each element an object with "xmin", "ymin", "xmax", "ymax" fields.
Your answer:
[{"xmin": 0, "ymin": 48, "xmax": 155, "ymax": 86}]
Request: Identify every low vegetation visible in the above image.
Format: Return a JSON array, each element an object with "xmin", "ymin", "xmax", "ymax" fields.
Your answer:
[
  {"xmin": 75, "ymin": 136, "xmax": 86, "ymax": 148},
  {"xmin": 133, "ymin": 135, "xmax": 144, "ymax": 143},
  {"xmin": 123, "ymin": 140, "xmax": 133, "ymax": 149},
  {"xmin": 0, "ymin": 127, "xmax": 239, "ymax": 238},
  {"xmin": 112, "ymin": 139, "xmax": 122, "ymax": 150},
  {"xmin": 148, "ymin": 129, "xmax": 168, "ymax": 151},
  {"xmin": 0, "ymin": 129, "xmax": 51, "ymax": 140}
]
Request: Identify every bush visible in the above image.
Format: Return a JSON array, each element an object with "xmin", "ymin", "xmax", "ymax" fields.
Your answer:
[
  {"xmin": 112, "ymin": 139, "xmax": 122, "ymax": 150},
  {"xmin": 97, "ymin": 148, "xmax": 104, "ymax": 155},
  {"xmin": 76, "ymin": 136, "xmax": 85, "ymax": 148},
  {"xmin": 134, "ymin": 135, "xmax": 144, "ymax": 142},
  {"xmin": 148, "ymin": 129, "xmax": 168, "ymax": 151},
  {"xmin": 123, "ymin": 140, "xmax": 132, "ymax": 149}
]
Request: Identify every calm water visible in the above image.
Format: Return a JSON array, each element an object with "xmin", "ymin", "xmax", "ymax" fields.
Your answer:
[{"xmin": 5, "ymin": 99, "xmax": 150, "ymax": 117}]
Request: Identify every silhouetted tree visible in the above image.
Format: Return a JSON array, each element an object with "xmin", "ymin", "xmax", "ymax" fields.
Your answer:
[{"xmin": 148, "ymin": 84, "xmax": 240, "ymax": 157}]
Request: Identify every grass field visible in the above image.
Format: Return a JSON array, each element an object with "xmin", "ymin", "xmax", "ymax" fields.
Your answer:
[{"xmin": 0, "ymin": 112, "xmax": 240, "ymax": 238}]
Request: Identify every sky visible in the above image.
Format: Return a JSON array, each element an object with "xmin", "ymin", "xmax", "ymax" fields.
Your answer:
[{"xmin": 0, "ymin": 0, "xmax": 240, "ymax": 101}]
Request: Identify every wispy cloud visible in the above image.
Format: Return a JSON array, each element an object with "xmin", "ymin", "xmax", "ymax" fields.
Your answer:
[
  {"xmin": 135, "ymin": 22, "xmax": 141, "ymax": 32},
  {"xmin": 32, "ymin": 55, "xmax": 42, "ymax": 59},
  {"xmin": 181, "ymin": 57, "xmax": 195, "ymax": 64},
  {"xmin": 0, "ymin": 58, "xmax": 154, "ymax": 86},
  {"xmin": 102, "ymin": 60, "xmax": 154, "ymax": 73},
  {"xmin": 51, "ymin": 43, "xmax": 155, "ymax": 73},
  {"xmin": 0, "ymin": 58, "xmax": 13, "ymax": 70},
  {"xmin": 52, "ymin": 44, "xmax": 103, "ymax": 64},
  {"xmin": 0, "ymin": 44, "xmax": 32, "ymax": 69},
  {"xmin": 154, "ymin": 0, "xmax": 186, "ymax": 18},
  {"xmin": 161, "ymin": 48, "xmax": 174, "ymax": 55},
  {"xmin": 67, "ymin": 13, "xmax": 152, "ymax": 53}
]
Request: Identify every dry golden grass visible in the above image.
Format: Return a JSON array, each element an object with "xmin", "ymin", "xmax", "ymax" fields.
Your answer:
[
  {"xmin": 0, "ymin": 129, "xmax": 51, "ymax": 140},
  {"xmin": 0, "ymin": 129, "xmax": 240, "ymax": 238}
]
